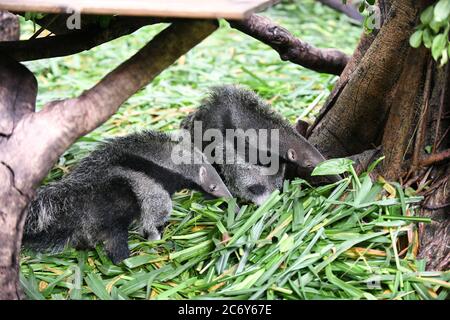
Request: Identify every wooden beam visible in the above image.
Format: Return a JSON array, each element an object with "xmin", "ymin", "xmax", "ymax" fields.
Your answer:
[{"xmin": 0, "ymin": 0, "xmax": 279, "ymax": 20}]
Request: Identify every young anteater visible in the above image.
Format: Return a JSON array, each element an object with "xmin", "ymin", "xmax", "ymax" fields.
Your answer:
[
  {"xmin": 23, "ymin": 131, "xmax": 233, "ymax": 264},
  {"xmin": 181, "ymin": 85, "xmax": 340, "ymax": 188},
  {"xmin": 219, "ymin": 149, "xmax": 286, "ymax": 205}
]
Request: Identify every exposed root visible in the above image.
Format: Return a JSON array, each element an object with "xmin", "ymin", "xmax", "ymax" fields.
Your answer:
[{"xmin": 420, "ymin": 148, "xmax": 450, "ymax": 167}]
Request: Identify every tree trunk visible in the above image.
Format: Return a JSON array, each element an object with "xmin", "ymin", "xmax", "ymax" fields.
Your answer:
[{"xmin": 309, "ymin": 0, "xmax": 449, "ymax": 270}]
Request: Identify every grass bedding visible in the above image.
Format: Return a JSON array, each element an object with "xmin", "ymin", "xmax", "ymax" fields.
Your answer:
[{"xmin": 19, "ymin": 1, "xmax": 449, "ymax": 299}]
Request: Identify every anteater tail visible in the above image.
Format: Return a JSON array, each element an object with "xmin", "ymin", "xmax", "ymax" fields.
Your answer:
[{"xmin": 22, "ymin": 182, "xmax": 75, "ymax": 254}]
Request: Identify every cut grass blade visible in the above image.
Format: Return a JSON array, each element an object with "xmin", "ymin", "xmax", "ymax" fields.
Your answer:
[{"xmin": 85, "ymin": 273, "xmax": 112, "ymax": 300}]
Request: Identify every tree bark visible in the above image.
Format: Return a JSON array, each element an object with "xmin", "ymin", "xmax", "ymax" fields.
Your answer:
[
  {"xmin": 309, "ymin": 0, "xmax": 428, "ymax": 158},
  {"xmin": 306, "ymin": 31, "xmax": 377, "ymax": 137},
  {"xmin": 308, "ymin": 0, "xmax": 448, "ymax": 270},
  {"xmin": 380, "ymin": 49, "xmax": 430, "ymax": 179},
  {"xmin": 418, "ymin": 168, "xmax": 450, "ymax": 271},
  {"xmin": 0, "ymin": 19, "xmax": 218, "ymax": 299}
]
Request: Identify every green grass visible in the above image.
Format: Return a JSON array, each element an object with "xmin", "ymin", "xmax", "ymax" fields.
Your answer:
[
  {"xmin": 20, "ymin": 176, "xmax": 449, "ymax": 300},
  {"xmin": 18, "ymin": 1, "xmax": 449, "ymax": 300}
]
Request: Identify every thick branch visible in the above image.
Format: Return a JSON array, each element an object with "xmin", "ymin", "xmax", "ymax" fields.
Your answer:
[
  {"xmin": 229, "ymin": 14, "xmax": 349, "ymax": 75},
  {"xmin": 316, "ymin": 0, "xmax": 363, "ymax": 22},
  {"xmin": 0, "ymin": 16, "xmax": 165, "ymax": 61}
]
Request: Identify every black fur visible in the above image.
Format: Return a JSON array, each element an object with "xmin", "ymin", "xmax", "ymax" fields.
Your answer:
[
  {"xmin": 23, "ymin": 130, "xmax": 232, "ymax": 264},
  {"xmin": 181, "ymin": 86, "xmax": 328, "ymax": 171},
  {"xmin": 181, "ymin": 85, "xmax": 336, "ymax": 203}
]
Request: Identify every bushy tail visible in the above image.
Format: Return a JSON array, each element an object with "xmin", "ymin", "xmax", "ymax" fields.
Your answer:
[{"xmin": 22, "ymin": 182, "xmax": 75, "ymax": 254}]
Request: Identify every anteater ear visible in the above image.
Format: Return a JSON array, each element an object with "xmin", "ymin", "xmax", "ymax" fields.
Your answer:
[
  {"xmin": 295, "ymin": 118, "xmax": 310, "ymax": 137},
  {"xmin": 199, "ymin": 166, "xmax": 207, "ymax": 183},
  {"xmin": 287, "ymin": 148, "xmax": 297, "ymax": 161}
]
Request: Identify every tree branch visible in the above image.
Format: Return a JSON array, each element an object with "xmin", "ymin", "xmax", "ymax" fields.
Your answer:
[
  {"xmin": 0, "ymin": 16, "xmax": 166, "ymax": 61},
  {"xmin": 420, "ymin": 149, "xmax": 450, "ymax": 167},
  {"xmin": 229, "ymin": 14, "xmax": 349, "ymax": 75}
]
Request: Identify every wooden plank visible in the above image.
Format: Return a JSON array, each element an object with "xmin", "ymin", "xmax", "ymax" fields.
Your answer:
[{"xmin": 0, "ymin": 0, "xmax": 279, "ymax": 20}]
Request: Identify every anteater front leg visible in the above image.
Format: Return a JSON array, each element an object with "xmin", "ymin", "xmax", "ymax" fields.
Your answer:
[
  {"xmin": 108, "ymin": 167, "xmax": 173, "ymax": 242},
  {"xmin": 104, "ymin": 228, "xmax": 130, "ymax": 264},
  {"xmin": 139, "ymin": 187, "xmax": 172, "ymax": 241}
]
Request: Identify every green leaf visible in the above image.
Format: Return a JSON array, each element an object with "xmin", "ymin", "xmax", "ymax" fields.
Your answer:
[
  {"xmin": 314, "ymin": 231, "xmax": 387, "ymax": 273},
  {"xmin": 440, "ymin": 47, "xmax": 449, "ymax": 66},
  {"xmin": 366, "ymin": 156, "xmax": 385, "ymax": 174},
  {"xmin": 85, "ymin": 273, "xmax": 112, "ymax": 300},
  {"xmin": 41, "ymin": 269, "xmax": 73, "ymax": 297},
  {"xmin": 122, "ymin": 254, "xmax": 154, "ymax": 269},
  {"xmin": 325, "ymin": 265, "xmax": 367, "ymax": 299},
  {"xmin": 70, "ymin": 266, "xmax": 83, "ymax": 300},
  {"xmin": 410, "ymin": 30, "xmax": 423, "ymax": 48},
  {"xmin": 227, "ymin": 190, "xmax": 281, "ymax": 246},
  {"xmin": 229, "ymin": 269, "xmax": 265, "ymax": 291},
  {"xmin": 353, "ymin": 175, "xmax": 373, "ymax": 206},
  {"xmin": 311, "ymin": 158, "xmax": 353, "ymax": 176},
  {"xmin": 119, "ymin": 267, "xmax": 169, "ymax": 295},
  {"xmin": 429, "ymin": 19, "xmax": 447, "ymax": 33},
  {"xmin": 423, "ymin": 29, "xmax": 433, "ymax": 48},
  {"xmin": 169, "ymin": 240, "xmax": 213, "ymax": 262},
  {"xmin": 421, "ymin": 6, "xmax": 434, "ymax": 25},
  {"xmin": 432, "ymin": 34, "xmax": 447, "ymax": 61},
  {"xmin": 279, "ymin": 233, "xmax": 294, "ymax": 253},
  {"xmin": 155, "ymin": 277, "xmax": 198, "ymax": 300},
  {"xmin": 20, "ymin": 273, "xmax": 45, "ymax": 300},
  {"xmin": 292, "ymin": 199, "xmax": 304, "ymax": 231},
  {"xmin": 434, "ymin": 0, "xmax": 450, "ymax": 22}
]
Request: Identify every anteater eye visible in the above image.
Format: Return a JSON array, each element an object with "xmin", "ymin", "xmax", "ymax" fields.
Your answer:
[
  {"xmin": 209, "ymin": 184, "xmax": 217, "ymax": 192},
  {"xmin": 304, "ymin": 160, "xmax": 314, "ymax": 168}
]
